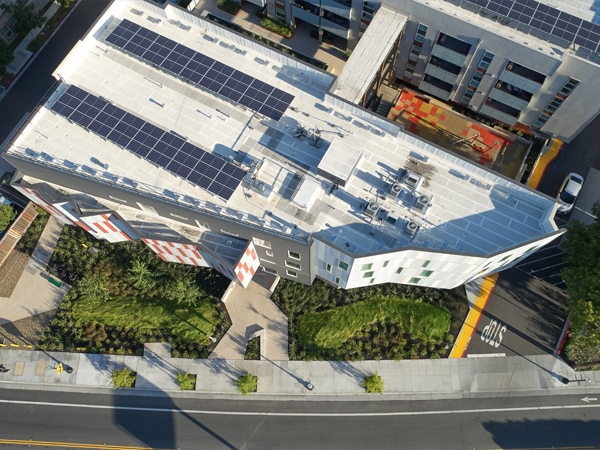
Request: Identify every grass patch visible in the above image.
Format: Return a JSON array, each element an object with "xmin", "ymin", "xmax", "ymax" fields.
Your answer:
[
  {"xmin": 217, "ymin": 0, "xmax": 240, "ymax": 15},
  {"xmin": 73, "ymin": 295, "xmax": 219, "ymax": 346},
  {"xmin": 261, "ymin": 17, "xmax": 294, "ymax": 38},
  {"xmin": 236, "ymin": 371, "xmax": 258, "ymax": 395},
  {"xmin": 297, "ymin": 297, "xmax": 451, "ymax": 350}
]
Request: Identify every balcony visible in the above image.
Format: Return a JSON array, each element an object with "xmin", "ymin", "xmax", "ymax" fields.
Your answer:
[
  {"xmin": 431, "ymin": 44, "xmax": 468, "ymax": 68},
  {"xmin": 419, "ymin": 74, "xmax": 452, "ymax": 101},
  {"xmin": 323, "ymin": 10, "xmax": 349, "ymax": 28},
  {"xmin": 424, "ymin": 64, "xmax": 460, "ymax": 85},
  {"xmin": 292, "ymin": 4, "xmax": 320, "ymax": 26},
  {"xmin": 494, "ymin": 81, "xmax": 533, "ymax": 102},
  {"xmin": 437, "ymin": 33, "xmax": 471, "ymax": 56},
  {"xmin": 504, "ymin": 62, "xmax": 546, "ymax": 85},
  {"xmin": 293, "ymin": 0, "xmax": 320, "ymax": 16},
  {"xmin": 481, "ymin": 98, "xmax": 520, "ymax": 126},
  {"xmin": 322, "ymin": 0, "xmax": 351, "ymax": 20},
  {"xmin": 488, "ymin": 88, "xmax": 529, "ymax": 112},
  {"xmin": 321, "ymin": 16, "xmax": 350, "ymax": 38}
]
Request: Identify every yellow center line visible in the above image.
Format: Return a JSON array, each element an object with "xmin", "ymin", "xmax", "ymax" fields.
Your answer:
[{"xmin": 0, "ymin": 439, "xmax": 175, "ymax": 450}]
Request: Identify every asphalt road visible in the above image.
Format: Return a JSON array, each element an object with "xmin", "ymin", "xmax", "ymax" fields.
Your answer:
[
  {"xmin": 0, "ymin": 389, "xmax": 599, "ymax": 450},
  {"xmin": 0, "ymin": 0, "xmax": 109, "ymax": 176},
  {"xmin": 465, "ymin": 268, "xmax": 569, "ymax": 357}
]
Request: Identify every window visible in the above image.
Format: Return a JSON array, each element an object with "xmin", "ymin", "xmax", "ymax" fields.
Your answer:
[
  {"xmin": 286, "ymin": 270, "xmax": 297, "ymax": 277},
  {"xmin": 335, "ymin": 277, "xmax": 340, "ymax": 284},
  {"xmin": 338, "ymin": 260, "xmax": 349, "ymax": 271},
  {"xmin": 396, "ymin": 267, "xmax": 404, "ymax": 274},
  {"xmin": 420, "ymin": 270, "xmax": 433, "ymax": 277},
  {"xmin": 1, "ymin": 23, "xmax": 14, "ymax": 39},
  {"xmin": 170, "ymin": 212, "xmax": 188, "ymax": 221},
  {"xmin": 422, "ymin": 260, "xmax": 431, "ymax": 268},
  {"xmin": 369, "ymin": 278, "xmax": 375, "ymax": 284},
  {"xmin": 326, "ymin": 264, "xmax": 332, "ymax": 272},
  {"xmin": 469, "ymin": 71, "xmax": 484, "ymax": 88},
  {"xmin": 266, "ymin": 250, "xmax": 274, "ymax": 257},
  {"xmin": 253, "ymin": 238, "xmax": 271, "ymax": 249},
  {"xmin": 546, "ymin": 97, "xmax": 564, "ymax": 113},
  {"xmin": 414, "ymin": 24, "xmax": 428, "ymax": 43},
  {"xmin": 559, "ymin": 78, "xmax": 579, "ymax": 96},
  {"xmin": 363, "ymin": 271, "xmax": 374, "ymax": 278},
  {"xmin": 533, "ymin": 113, "xmax": 551, "ymax": 129},
  {"xmin": 263, "ymin": 267, "xmax": 278, "ymax": 275},
  {"xmin": 276, "ymin": 8, "xmax": 286, "ymax": 20},
  {"xmin": 478, "ymin": 51, "xmax": 495, "ymax": 70},
  {"xmin": 286, "ymin": 261, "xmax": 301, "ymax": 270},
  {"xmin": 137, "ymin": 202, "xmax": 157, "ymax": 214},
  {"xmin": 109, "ymin": 195, "xmax": 127, "ymax": 203},
  {"xmin": 383, "ymin": 261, "xmax": 389, "ymax": 268},
  {"xmin": 410, "ymin": 44, "xmax": 421, "ymax": 56},
  {"xmin": 362, "ymin": 263, "xmax": 373, "ymax": 270},
  {"xmin": 288, "ymin": 251, "xmax": 301, "ymax": 260},
  {"xmin": 409, "ymin": 277, "xmax": 421, "ymax": 284},
  {"xmin": 500, "ymin": 254, "xmax": 512, "ymax": 262},
  {"xmin": 462, "ymin": 89, "xmax": 475, "ymax": 104}
]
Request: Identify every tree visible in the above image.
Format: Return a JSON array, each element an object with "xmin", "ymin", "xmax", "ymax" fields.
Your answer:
[
  {"xmin": 363, "ymin": 371, "xmax": 384, "ymax": 394},
  {"xmin": 127, "ymin": 257, "xmax": 155, "ymax": 293},
  {"xmin": 56, "ymin": 0, "xmax": 75, "ymax": 9},
  {"xmin": 166, "ymin": 279, "xmax": 201, "ymax": 307},
  {"xmin": 0, "ymin": 39, "xmax": 14, "ymax": 77},
  {"xmin": 236, "ymin": 371, "xmax": 257, "ymax": 395},
  {"xmin": 78, "ymin": 272, "xmax": 110, "ymax": 302},
  {"xmin": 561, "ymin": 201, "xmax": 600, "ymax": 363},
  {"xmin": 10, "ymin": 0, "xmax": 45, "ymax": 35},
  {"xmin": 0, "ymin": 204, "xmax": 16, "ymax": 232}
]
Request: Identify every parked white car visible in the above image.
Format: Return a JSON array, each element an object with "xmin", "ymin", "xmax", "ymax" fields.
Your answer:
[{"xmin": 556, "ymin": 173, "xmax": 584, "ymax": 215}]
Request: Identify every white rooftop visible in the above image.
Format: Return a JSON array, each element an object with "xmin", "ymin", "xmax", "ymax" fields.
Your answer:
[{"xmin": 5, "ymin": 0, "xmax": 559, "ymax": 257}]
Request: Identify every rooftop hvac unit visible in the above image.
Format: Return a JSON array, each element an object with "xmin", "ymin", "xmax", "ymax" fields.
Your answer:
[
  {"xmin": 389, "ymin": 183, "xmax": 402, "ymax": 199},
  {"xmin": 364, "ymin": 201, "xmax": 380, "ymax": 218},
  {"xmin": 405, "ymin": 220, "xmax": 419, "ymax": 236},
  {"xmin": 404, "ymin": 171, "xmax": 422, "ymax": 190},
  {"xmin": 413, "ymin": 195, "xmax": 432, "ymax": 214}
]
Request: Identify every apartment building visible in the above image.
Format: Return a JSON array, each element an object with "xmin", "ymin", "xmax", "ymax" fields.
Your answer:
[
  {"xmin": 2, "ymin": 0, "xmax": 562, "ymax": 291},
  {"xmin": 270, "ymin": 0, "xmax": 600, "ymax": 142}
]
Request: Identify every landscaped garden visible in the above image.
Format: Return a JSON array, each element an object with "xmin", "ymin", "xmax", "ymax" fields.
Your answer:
[
  {"xmin": 38, "ymin": 226, "xmax": 231, "ymax": 358},
  {"xmin": 271, "ymin": 279, "xmax": 468, "ymax": 361}
]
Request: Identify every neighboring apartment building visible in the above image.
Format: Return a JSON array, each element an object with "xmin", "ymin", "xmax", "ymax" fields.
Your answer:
[
  {"xmin": 269, "ymin": 0, "xmax": 600, "ymax": 143},
  {"xmin": 2, "ymin": 0, "xmax": 563, "ymax": 292},
  {"xmin": 0, "ymin": 0, "xmax": 17, "ymax": 43}
]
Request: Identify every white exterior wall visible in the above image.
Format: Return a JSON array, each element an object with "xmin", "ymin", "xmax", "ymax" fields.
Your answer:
[{"xmin": 312, "ymin": 229, "xmax": 563, "ymax": 290}]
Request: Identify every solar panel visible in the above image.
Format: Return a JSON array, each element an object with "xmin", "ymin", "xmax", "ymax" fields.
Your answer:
[
  {"xmin": 50, "ymin": 85, "xmax": 246, "ymax": 200},
  {"xmin": 105, "ymin": 19, "xmax": 294, "ymax": 120},
  {"xmin": 462, "ymin": 0, "xmax": 600, "ymax": 53}
]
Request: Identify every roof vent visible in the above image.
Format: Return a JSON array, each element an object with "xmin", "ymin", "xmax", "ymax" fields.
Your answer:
[
  {"xmin": 405, "ymin": 220, "xmax": 419, "ymax": 236},
  {"xmin": 389, "ymin": 183, "xmax": 402, "ymax": 199},
  {"xmin": 364, "ymin": 201, "xmax": 380, "ymax": 218},
  {"xmin": 404, "ymin": 171, "xmax": 422, "ymax": 190}
]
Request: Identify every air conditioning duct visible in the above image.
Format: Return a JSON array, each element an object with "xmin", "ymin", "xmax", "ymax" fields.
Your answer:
[
  {"xmin": 365, "ymin": 201, "xmax": 380, "ymax": 218},
  {"xmin": 405, "ymin": 220, "xmax": 419, "ymax": 235},
  {"xmin": 389, "ymin": 183, "xmax": 402, "ymax": 198}
]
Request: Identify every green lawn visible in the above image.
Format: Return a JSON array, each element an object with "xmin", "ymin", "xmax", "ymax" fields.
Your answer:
[
  {"xmin": 73, "ymin": 295, "xmax": 218, "ymax": 345},
  {"xmin": 297, "ymin": 297, "xmax": 451, "ymax": 349}
]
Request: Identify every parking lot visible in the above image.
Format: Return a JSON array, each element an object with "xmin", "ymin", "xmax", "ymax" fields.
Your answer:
[{"xmin": 514, "ymin": 241, "xmax": 568, "ymax": 292}]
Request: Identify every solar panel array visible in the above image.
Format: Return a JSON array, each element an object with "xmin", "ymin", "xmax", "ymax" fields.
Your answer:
[
  {"xmin": 464, "ymin": 0, "xmax": 600, "ymax": 53},
  {"xmin": 105, "ymin": 19, "xmax": 294, "ymax": 121},
  {"xmin": 50, "ymin": 85, "xmax": 246, "ymax": 200}
]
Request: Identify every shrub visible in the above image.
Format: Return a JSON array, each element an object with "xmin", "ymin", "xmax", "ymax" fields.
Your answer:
[
  {"xmin": 0, "ymin": 204, "xmax": 16, "ymax": 232},
  {"xmin": 244, "ymin": 337, "xmax": 261, "ymax": 360},
  {"xmin": 112, "ymin": 368, "xmax": 136, "ymax": 389},
  {"xmin": 364, "ymin": 371, "xmax": 384, "ymax": 394},
  {"xmin": 217, "ymin": 0, "xmax": 240, "ymax": 15},
  {"xmin": 176, "ymin": 372, "xmax": 197, "ymax": 391},
  {"xmin": 236, "ymin": 371, "xmax": 258, "ymax": 395},
  {"xmin": 261, "ymin": 17, "xmax": 294, "ymax": 38}
]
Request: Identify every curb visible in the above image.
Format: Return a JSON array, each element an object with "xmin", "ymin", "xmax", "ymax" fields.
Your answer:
[{"xmin": 527, "ymin": 138, "xmax": 563, "ymax": 189}]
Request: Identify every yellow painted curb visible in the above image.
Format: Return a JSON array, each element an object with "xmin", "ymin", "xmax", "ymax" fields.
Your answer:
[
  {"xmin": 528, "ymin": 138, "xmax": 562, "ymax": 189},
  {"xmin": 450, "ymin": 273, "xmax": 499, "ymax": 358}
]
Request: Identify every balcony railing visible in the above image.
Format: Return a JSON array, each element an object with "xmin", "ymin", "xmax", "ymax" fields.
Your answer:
[
  {"xmin": 429, "ymin": 56, "xmax": 461, "ymax": 75},
  {"xmin": 505, "ymin": 62, "xmax": 546, "ymax": 85},
  {"xmin": 436, "ymin": 33, "xmax": 471, "ymax": 55},
  {"xmin": 423, "ymin": 74, "xmax": 453, "ymax": 92},
  {"xmin": 494, "ymin": 81, "xmax": 533, "ymax": 102},
  {"xmin": 293, "ymin": 0, "xmax": 320, "ymax": 15},
  {"xmin": 484, "ymin": 97, "xmax": 520, "ymax": 118}
]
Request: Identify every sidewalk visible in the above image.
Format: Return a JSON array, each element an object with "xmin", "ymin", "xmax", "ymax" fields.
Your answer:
[{"xmin": 0, "ymin": 347, "xmax": 597, "ymax": 400}]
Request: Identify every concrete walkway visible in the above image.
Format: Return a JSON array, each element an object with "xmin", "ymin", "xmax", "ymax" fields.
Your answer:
[
  {"xmin": 0, "ymin": 216, "xmax": 68, "ymax": 326},
  {"xmin": 0, "ymin": 347, "xmax": 597, "ymax": 401},
  {"xmin": 210, "ymin": 272, "xmax": 288, "ymax": 360}
]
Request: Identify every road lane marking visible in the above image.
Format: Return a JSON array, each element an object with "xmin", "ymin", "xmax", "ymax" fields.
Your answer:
[
  {"xmin": 0, "ymin": 439, "xmax": 172, "ymax": 450},
  {"xmin": 1, "ymin": 399, "xmax": 600, "ymax": 417}
]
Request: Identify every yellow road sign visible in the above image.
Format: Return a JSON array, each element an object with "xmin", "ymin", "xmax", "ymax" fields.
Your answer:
[{"xmin": 56, "ymin": 363, "xmax": 63, "ymax": 375}]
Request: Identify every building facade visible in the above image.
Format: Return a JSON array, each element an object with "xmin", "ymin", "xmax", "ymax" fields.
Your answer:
[
  {"xmin": 271, "ymin": 0, "xmax": 600, "ymax": 142},
  {"xmin": 2, "ymin": 0, "xmax": 563, "ymax": 291}
]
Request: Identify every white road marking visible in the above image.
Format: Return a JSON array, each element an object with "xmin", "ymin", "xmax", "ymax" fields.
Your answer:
[
  {"xmin": 582, "ymin": 397, "xmax": 598, "ymax": 403},
  {"xmin": 517, "ymin": 253, "xmax": 566, "ymax": 268},
  {"xmin": 0, "ymin": 399, "xmax": 599, "ymax": 417}
]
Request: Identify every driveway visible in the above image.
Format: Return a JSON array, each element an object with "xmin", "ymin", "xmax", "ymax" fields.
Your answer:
[{"xmin": 465, "ymin": 269, "xmax": 569, "ymax": 357}]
